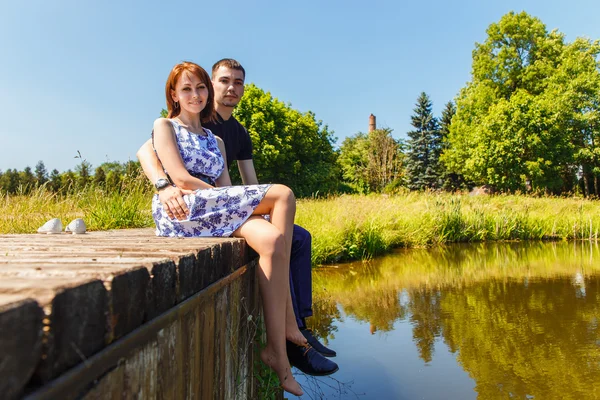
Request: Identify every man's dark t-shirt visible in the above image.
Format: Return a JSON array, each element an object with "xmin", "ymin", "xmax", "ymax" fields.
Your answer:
[{"xmin": 204, "ymin": 113, "xmax": 252, "ymax": 169}]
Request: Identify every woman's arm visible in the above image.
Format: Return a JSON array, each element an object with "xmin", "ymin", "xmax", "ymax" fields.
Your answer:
[
  {"xmin": 214, "ymin": 136, "xmax": 232, "ymax": 187},
  {"xmin": 153, "ymin": 118, "xmax": 214, "ymax": 190}
]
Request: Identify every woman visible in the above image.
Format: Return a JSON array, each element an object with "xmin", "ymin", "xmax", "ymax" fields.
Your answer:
[{"xmin": 150, "ymin": 61, "xmax": 305, "ymax": 396}]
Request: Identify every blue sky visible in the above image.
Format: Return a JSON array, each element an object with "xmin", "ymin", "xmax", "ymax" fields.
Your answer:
[{"xmin": 1, "ymin": 0, "xmax": 599, "ymax": 172}]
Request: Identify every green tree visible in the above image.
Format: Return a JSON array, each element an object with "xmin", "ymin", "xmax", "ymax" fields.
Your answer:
[
  {"xmin": 442, "ymin": 12, "xmax": 572, "ymax": 191},
  {"xmin": 105, "ymin": 170, "xmax": 122, "ymax": 191},
  {"xmin": 49, "ymin": 169, "xmax": 62, "ymax": 192},
  {"xmin": 34, "ymin": 161, "xmax": 48, "ymax": 187},
  {"xmin": 94, "ymin": 166, "xmax": 106, "ymax": 187},
  {"xmin": 439, "ymin": 101, "xmax": 467, "ymax": 191},
  {"xmin": 233, "ymin": 84, "xmax": 340, "ymax": 197},
  {"xmin": 338, "ymin": 128, "xmax": 405, "ymax": 193},
  {"xmin": 75, "ymin": 161, "xmax": 91, "ymax": 189},
  {"xmin": 0, "ymin": 169, "xmax": 19, "ymax": 194},
  {"xmin": 19, "ymin": 166, "xmax": 35, "ymax": 193},
  {"xmin": 405, "ymin": 92, "xmax": 442, "ymax": 190},
  {"xmin": 61, "ymin": 170, "xmax": 77, "ymax": 193},
  {"xmin": 544, "ymin": 38, "xmax": 600, "ymax": 195}
]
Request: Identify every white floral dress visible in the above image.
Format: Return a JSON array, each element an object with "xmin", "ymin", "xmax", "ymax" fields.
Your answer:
[{"xmin": 152, "ymin": 119, "xmax": 271, "ymax": 237}]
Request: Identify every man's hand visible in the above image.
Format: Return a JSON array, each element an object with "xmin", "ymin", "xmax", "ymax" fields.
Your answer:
[{"xmin": 159, "ymin": 186, "xmax": 194, "ymax": 220}]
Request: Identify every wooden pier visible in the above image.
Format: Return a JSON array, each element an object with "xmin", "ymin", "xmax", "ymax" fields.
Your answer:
[{"xmin": 0, "ymin": 228, "xmax": 261, "ymax": 399}]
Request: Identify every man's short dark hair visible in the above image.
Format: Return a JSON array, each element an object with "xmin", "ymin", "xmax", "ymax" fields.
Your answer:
[{"xmin": 212, "ymin": 58, "xmax": 246, "ymax": 79}]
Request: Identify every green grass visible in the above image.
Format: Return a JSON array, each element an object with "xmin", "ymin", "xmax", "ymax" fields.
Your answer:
[
  {"xmin": 4, "ymin": 184, "xmax": 600, "ymax": 266},
  {"xmin": 296, "ymin": 192, "xmax": 600, "ymax": 265},
  {"xmin": 0, "ymin": 175, "xmax": 153, "ymax": 234}
]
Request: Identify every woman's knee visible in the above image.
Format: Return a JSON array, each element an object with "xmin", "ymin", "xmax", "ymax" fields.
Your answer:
[
  {"xmin": 272, "ymin": 184, "xmax": 295, "ymax": 205},
  {"xmin": 257, "ymin": 229, "xmax": 286, "ymax": 257}
]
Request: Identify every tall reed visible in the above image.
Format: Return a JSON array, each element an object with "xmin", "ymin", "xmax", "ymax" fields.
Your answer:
[{"xmin": 296, "ymin": 192, "xmax": 600, "ymax": 265}]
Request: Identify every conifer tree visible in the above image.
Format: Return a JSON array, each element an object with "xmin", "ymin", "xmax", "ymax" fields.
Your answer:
[
  {"xmin": 20, "ymin": 166, "xmax": 35, "ymax": 193},
  {"xmin": 405, "ymin": 92, "xmax": 442, "ymax": 190},
  {"xmin": 35, "ymin": 160, "xmax": 48, "ymax": 186},
  {"xmin": 49, "ymin": 169, "xmax": 62, "ymax": 192}
]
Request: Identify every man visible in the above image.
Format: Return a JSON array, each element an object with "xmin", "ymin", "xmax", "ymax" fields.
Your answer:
[{"xmin": 137, "ymin": 58, "xmax": 338, "ymax": 376}]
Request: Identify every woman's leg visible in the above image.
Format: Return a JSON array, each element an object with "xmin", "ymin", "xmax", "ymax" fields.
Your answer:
[
  {"xmin": 234, "ymin": 216, "xmax": 303, "ymax": 396},
  {"xmin": 252, "ymin": 184, "xmax": 307, "ymax": 346}
]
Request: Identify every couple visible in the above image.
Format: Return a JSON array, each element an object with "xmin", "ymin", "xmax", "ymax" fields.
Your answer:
[{"xmin": 137, "ymin": 59, "xmax": 338, "ymax": 396}]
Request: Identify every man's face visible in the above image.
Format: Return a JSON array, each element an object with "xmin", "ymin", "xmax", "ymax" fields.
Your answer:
[{"xmin": 212, "ymin": 66, "xmax": 245, "ymax": 108}]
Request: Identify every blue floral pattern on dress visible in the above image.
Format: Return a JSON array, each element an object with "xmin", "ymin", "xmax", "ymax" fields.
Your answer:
[{"xmin": 152, "ymin": 119, "xmax": 271, "ymax": 237}]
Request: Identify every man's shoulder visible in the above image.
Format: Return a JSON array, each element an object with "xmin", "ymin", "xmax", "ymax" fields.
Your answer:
[{"xmin": 229, "ymin": 116, "xmax": 247, "ymax": 131}]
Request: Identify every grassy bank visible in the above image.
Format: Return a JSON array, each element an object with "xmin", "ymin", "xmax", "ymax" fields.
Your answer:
[
  {"xmin": 3, "ymin": 183, "xmax": 600, "ymax": 266},
  {"xmin": 296, "ymin": 192, "xmax": 600, "ymax": 265},
  {"xmin": 0, "ymin": 178, "xmax": 153, "ymax": 233}
]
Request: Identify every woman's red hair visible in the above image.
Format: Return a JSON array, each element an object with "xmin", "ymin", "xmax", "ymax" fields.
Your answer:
[{"xmin": 165, "ymin": 62, "xmax": 215, "ymax": 123}]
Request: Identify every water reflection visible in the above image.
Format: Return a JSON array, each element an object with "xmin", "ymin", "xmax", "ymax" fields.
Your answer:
[{"xmin": 304, "ymin": 241, "xmax": 600, "ymax": 399}]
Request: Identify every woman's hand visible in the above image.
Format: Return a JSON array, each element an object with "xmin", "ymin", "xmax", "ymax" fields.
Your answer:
[{"xmin": 159, "ymin": 186, "xmax": 194, "ymax": 220}]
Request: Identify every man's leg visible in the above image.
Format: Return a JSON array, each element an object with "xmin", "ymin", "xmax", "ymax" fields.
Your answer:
[
  {"xmin": 286, "ymin": 224, "xmax": 339, "ymax": 376},
  {"xmin": 289, "ymin": 225, "xmax": 337, "ymax": 357},
  {"xmin": 289, "ymin": 224, "xmax": 313, "ymax": 328}
]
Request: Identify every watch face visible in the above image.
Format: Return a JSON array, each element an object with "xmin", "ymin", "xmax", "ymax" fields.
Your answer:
[{"xmin": 155, "ymin": 179, "xmax": 170, "ymax": 190}]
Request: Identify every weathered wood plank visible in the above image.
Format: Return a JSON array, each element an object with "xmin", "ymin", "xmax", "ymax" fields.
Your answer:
[
  {"xmin": 0, "ymin": 298, "xmax": 44, "ymax": 400},
  {"xmin": 31, "ymin": 279, "xmax": 108, "ymax": 384},
  {"xmin": 214, "ymin": 285, "xmax": 227, "ymax": 400},
  {"xmin": 146, "ymin": 259, "xmax": 177, "ymax": 321},
  {"xmin": 0, "ymin": 265, "xmax": 150, "ymax": 342},
  {"xmin": 200, "ymin": 295, "xmax": 215, "ymax": 399}
]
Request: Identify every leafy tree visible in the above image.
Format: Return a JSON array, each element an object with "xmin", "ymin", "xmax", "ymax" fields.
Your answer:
[
  {"xmin": 34, "ymin": 161, "xmax": 48, "ymax": 187},
  {"xmin": 338, "ymin": 128, "xmax": 405, "ymax": 193},
  {"xmin": 0, "ymin": 169, "xmax": 19, "ymax": 194},
  {"xmin": 94, "ymin": 166, "xmax": 106, "ymax": 187},
  {"xmin": 61, "ymin": 170, "xmax": 77, "ymax": 193},
  {"xmin": 105, "ymin": 170, "xmax": 122, "ymax": 191},
  {"xmin": 75, "ymin": 161, "xmax": 91, "ymax": 189},
  {"xmin": 234, "ymin": 84, "xmax": 340, "ymax": 197},
  {"xmin": 49, "ymin": 169, "xmax": 62, "ymax": 192},
  {"xmin": 544, "ymin": 38, "xmax": 600, "ymax": 195},
  {"xmin": 405, "ymin": 92, "xmax": 442, "ymax": 190},
  {"xmin": 442, "ymin": 11, "xmax": 599, "ymax": 194},
  {"xmin": 19, "ymin": 167, "xmax": 35, "ymax": 193},
  {"xmin": 439, "ymin": 101, "xmax": 467, "ymax": 191}
]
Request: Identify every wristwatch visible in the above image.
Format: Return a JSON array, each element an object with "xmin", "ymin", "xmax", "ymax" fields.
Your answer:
[{"xmin": 154, "ymin": 178, "xmax": 171, "ymax": 191}]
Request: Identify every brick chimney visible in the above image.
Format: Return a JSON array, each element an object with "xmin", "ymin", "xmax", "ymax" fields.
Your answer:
[{"xmin": 369, "ymin": 114, "xmax": 376, "ymax": 132}]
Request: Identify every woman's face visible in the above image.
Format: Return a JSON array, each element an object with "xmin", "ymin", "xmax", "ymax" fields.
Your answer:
[{"xmin": 171, "ymin": 71, "xmax": 209, "ymax": 115}]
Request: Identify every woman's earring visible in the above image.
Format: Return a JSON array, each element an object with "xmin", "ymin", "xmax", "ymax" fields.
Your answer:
[{"xmin": 174, "ymin": 101, "xmax": 179, "ymax": 109}]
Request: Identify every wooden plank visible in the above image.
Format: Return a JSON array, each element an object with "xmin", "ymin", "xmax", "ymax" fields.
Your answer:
[
  {"xmin": 146, "ymin": 260, "xmax": 177, "ymax": 321},
  {"xmin": 213, "ymin": 286, "xmax": 227, "ymax": 400},
  {"xmin": 122, "ymin": 339, "xmax": 158, "ymax": 399},
  {"xmin": 200, "ymin": 295, "xmax": 215, "ymax": 399},
  {"xmin": 31, "ymin": 279, "xmax": 108, "ymax": 384},
  {"xmin": 108, "ymin": 267, "xmax": 150, "ymax": 341},
  {"xmin": 0, "ymin": 299, "xmax": 44, "ymax": 400},
  {"xmin": 0, "ymin": 265, "xmax": 151, "ymax": 342},
  {"xmin": 80, "ymin": 360, "xmax": 126, "ymax": 400},
  {"xmin": 155, "ymin": 322, "xmax": 183, "ymax": 399},
  {"xmin": 180, "ymin": 307, "xmax": 201, "ymax": 399}
]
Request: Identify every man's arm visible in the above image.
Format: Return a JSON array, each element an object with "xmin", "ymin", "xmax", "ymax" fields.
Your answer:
[
  {"xmin": 237, "ymin": 159, "xmax": 259, "ymax": 185},
  {"xmin": 136, "ymin": 138, "xmax": 192, "ymax": 220}
]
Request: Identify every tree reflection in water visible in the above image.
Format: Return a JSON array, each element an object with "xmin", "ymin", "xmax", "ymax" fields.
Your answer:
[{"xmin": 309, "ymin": 241, "xmax": 600, "ymax": 399}]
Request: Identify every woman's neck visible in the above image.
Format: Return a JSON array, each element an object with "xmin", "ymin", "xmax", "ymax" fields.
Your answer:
[{"xmin": 174, "ymin": 110, "xmax": 202, "ymax": 132}]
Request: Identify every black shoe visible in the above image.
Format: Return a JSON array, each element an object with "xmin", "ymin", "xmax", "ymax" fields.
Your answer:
[
  {"xmin": 287, "ymin": 341, "xmax": 339, "ymax": 376},
  {"xmin": 301, "ymin": 329, "xmax": 337, "ymax": 357}
]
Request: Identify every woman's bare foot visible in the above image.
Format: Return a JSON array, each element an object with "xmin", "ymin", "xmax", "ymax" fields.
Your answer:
[
  {"xmin": 286, "ymin": 324, "xmax": 308, "ymax": 347},
  {"xmin": 261, "ymin": 347, "xmax": 303, "ymax": 396}
]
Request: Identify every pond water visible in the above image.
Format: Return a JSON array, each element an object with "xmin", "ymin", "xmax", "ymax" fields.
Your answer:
[{"xmin": 293, "ymin": 241, "xmax": 600, "ymax": 399}]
